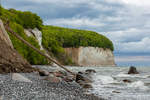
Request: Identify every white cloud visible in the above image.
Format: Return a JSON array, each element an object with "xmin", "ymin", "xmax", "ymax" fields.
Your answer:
[
  {"xmin": 25, "ymin": 0, "xmax": 94, "ymax": 6},
  {"xmin": 104, "ymin": 28, "xmax": 150, "ymax": 42},
  {"xmin": 122, "ymin": 0, "xmax": 150, "ymax": 7},
  {"xmin": 117, "ymin": 37, "xmax": 150, "ymax": 53},
  {"xmin": 45, "ymin": 17, "xmax": 105, "ymax": 27}
]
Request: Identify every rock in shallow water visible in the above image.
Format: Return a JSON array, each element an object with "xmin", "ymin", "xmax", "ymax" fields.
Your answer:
[
  {"xmin": 128, "ymin": 66, "xmax": 139, "ymax": 74},
  {"xmin": 122, "ymin": 79, "xmax": 132, "ymax": 83},
  {"xmin": 85, "ymin": 69, "xmax": 96, "ymax": 74},
  {"xmin": 76, "ymin": 72, "xmax": 92, "ymax": 83},
  {"xmin": 75, "ymin": 72, "xmax": 93, "ymax": 89}
]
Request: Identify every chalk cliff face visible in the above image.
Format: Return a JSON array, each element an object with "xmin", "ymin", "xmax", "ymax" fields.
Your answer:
[
  {"xmin": 24, "ymin": 28, "xmax": 43, "ymax": 50},
  {"xmin": 64, "ymin": 47, "xmax": 115, "ymax": 66}
]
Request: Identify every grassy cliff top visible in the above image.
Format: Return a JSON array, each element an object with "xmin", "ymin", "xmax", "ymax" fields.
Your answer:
[{"xmin": 42, "ymin": 25, "xmax": 114, "ymax": 51}]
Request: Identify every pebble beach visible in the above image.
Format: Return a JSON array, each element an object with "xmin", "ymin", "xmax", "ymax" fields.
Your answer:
[{"xmin": 0, "ymin": 68, "xmax": 103, "ymax": 100}]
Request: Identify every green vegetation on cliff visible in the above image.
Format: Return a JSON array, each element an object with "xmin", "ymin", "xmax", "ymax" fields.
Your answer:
[
  {"xmin": 0, "ymin": 7, "xmax": 114, "ymax": 65},
  {"xmin": 42, "ymin": 26, "xmax": 114, "ymax": 51},
  {"xmin": 0, "ymin": 7, "xmax": 48, "ymax": 65},
  {"xmin": 42, "ymin": 26, "xmax": 114, "ymax": 64},
  {"xmin": 0, "ymin": 6, "xmax": 2, "ymax": 16}
]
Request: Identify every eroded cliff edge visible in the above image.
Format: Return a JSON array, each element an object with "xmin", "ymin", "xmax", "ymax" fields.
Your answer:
[
  {"xmin": 0, "ymin": 19, "xmax": 37, "ymax": 73},
  {"xmin": 65, "ymin": 47, "xmax": 115, "ymax": 66}
]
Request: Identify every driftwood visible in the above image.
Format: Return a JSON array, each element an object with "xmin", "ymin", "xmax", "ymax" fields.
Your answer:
[{"xmin": 4, "ymin": 24, "xmax": 75, "ymax": 76}]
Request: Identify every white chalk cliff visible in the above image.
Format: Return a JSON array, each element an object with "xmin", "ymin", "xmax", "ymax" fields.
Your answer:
[
  {"xmin": 24, "ymin": 28, "xmax": 115, "ymax": 67},
  {"xmin": 65, "ymin": 47, "xmax": 115, "ymax": 66},
  {"xmin": 24, "ymin": 28, "xmax": 43, "ymax": 50}
]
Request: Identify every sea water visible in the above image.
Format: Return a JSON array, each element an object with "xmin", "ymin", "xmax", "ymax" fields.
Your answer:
[
  {"xmin": 35, "ymin": 66, "xmax": 150, "ymax": 100},
  {"xmin": 68, "ymin": 66, "xmax": 150, "ymax": 100}
]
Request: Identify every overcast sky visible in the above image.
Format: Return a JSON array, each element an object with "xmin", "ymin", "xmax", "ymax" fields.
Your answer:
[{"xmin": 2, "ymin": 0, "xmax": 150, "ymax": 66}]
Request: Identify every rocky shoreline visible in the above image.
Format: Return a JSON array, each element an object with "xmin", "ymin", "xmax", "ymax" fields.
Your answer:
[
  {"xmin": 0, "ymin": 19, "xmax": 104, "ymax": 100},
  {"xmin": 0, "ymin": 71, "xmax": 104, "ymax": 100}
]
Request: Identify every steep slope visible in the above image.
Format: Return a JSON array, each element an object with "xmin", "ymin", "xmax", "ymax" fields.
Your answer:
[
  {"xmin": 0, "ymin": 7, "xmax": 48, "ymax": 65},
  {"xmin": 0, "ymin": 19, "xmax": 37, "ymax": 73}
]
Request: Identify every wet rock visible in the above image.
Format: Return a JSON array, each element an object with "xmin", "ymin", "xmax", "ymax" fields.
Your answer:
[
  {"xmin": 63, "ymin": 75, "xmax": 75, "ymax": 82},
  {"xmin": 128, "ymin": 66, "xmax": 139, "ymax": 74},
  {"xmin": 85, "ymin": 69, "xmax": 96, "ymax": 73},
  {"xmin": 82, "ymin": 83, "xmax": 93, "ymax": 89},
  {"xmin": 112, "ymin": 91, "xmax": 121, "ymax": 93},
  {"xmin": 76, "ymin": 72, "xmax": 92, "ymax": 83},
  {"xmin": 77, "ymin": 80, "xmax": 93, "ymax": 89},
  {"xmin": 39, "ymin": 70, "xmax": 49, "ymax": 76},
  {"xmin": 78, "ymin": 71, "xmax": 84, "ymax": 74},
  {"xmin": 123, "ymin": 79, "xmax": 132, "ymax": 83}
]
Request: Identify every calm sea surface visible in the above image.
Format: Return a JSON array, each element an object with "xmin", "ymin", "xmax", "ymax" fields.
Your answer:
[{"xmin": 35, "ymin": 66, "xmax": 150, "ymax": 100}]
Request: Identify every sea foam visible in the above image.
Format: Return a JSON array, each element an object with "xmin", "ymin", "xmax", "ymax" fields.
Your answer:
[{"xmin": 128, "ymin": 81, "xmax": 148, "ymax": 90}]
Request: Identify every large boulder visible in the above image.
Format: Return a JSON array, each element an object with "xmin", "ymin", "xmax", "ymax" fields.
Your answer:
[
  {"xmin": 0, "ymin": 19, "xmax": 37, "ymax": 73},
  {"xmin": 128, "ymin": 66, "xmax": 139, "ymax": 74}
]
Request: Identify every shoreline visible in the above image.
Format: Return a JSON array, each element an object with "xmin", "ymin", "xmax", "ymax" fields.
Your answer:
[{"xmin": 0, "ymin": 66, "xmax": 104, "ymax": 100}]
